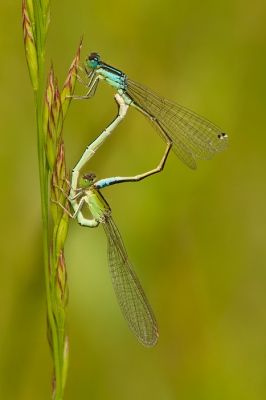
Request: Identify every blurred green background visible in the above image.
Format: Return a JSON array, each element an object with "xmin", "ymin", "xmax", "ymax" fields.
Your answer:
[{"xmin": 1, "ymin": 0, "xmax": 266, "ymax": 399}]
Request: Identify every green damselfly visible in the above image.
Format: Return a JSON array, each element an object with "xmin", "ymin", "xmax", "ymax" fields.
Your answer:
[{"xmin": 56, "ymin": 95, "xmax": 159, "ymax": 347}]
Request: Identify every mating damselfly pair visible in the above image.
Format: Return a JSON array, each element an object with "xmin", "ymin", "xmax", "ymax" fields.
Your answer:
[{"xmin": 56, "ymin": 53, "xmax": 229, "ymax": 347}]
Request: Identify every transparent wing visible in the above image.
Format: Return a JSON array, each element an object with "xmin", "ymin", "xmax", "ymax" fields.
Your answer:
[
  {"xmin": 127, "ymin": 79, "xmax": 229, "ymax": 169},
  {"xmin": 102, "ymin": 216, "xmax": 158, "ymax": 347}
]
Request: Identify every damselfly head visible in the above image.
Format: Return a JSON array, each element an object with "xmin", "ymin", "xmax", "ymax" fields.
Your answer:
[
  {"xmin": 80, "ymin": 173, "xmax": 97, "ymax": 187},
  {"xmin": 86, "ymin": 53, "xmax": 100, "ymax": 69}
]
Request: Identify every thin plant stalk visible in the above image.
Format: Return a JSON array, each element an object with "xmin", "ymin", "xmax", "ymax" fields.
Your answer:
[{"xmin": 22, "ymin": 1, "xmax": 82, "ymax": 397}]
